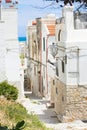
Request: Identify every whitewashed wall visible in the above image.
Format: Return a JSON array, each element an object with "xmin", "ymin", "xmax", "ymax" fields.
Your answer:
[
  {"xmin": 1, "ymin": 7, "xmax": 20, "ymax": 82},
  {"xmin": 42, "ymin": 24, "xmax": 56, "ymax": 95},
  {"xmin": 2, "ymin": 8, "xmax": 18, "ymax": 39},
  {"xmin": 0, "ymin": 7, "xmax": 23, "ymax": 98},
  {"xmin": 5, "ymin": 41, "xmax": 20, "ymax": 81},
  {"xmin": 57, "ymin": 6, "xmax": 87, "ymax": 85},
  {"xmin": 0, "ymin": 21, "xmax": 7, "ymax": 82}
]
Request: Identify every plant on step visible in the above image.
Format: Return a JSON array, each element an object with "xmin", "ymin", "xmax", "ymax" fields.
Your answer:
[
  {"xmin": 0, "ymin": 81, "xmax": 18, "ymax": 100},
  {"xmin": 0, "ymin": 120, "xmax": 25, "ymax": 130}
]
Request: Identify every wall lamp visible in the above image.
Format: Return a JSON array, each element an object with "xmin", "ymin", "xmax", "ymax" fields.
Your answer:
[
  {"xmin": 49, "ymin": 43, "xmax": 68, "ymax": 64},
  {"xmin": 49, "ymin": 42, "xmax": 58, "ymax": 58}
]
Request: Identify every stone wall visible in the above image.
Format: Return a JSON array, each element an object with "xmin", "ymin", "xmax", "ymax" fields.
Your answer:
[
  {"xmin": 54, "ymin": 78, "xmax": 66, "ymax": 121},
  {"xmin": 66, "ymin": 85, "xmax": 87, "ymax": 121},
  {"xmin": 50, "ymin": 78, "xmax": 55, "ymax": 104},
  {"xmin": 54, "ymin": 78, "xmax": 87, "ymax": 122}
]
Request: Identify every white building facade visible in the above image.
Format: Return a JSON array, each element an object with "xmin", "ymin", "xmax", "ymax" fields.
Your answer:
[
  {"xmin": 42, "ymin": 23, "xmax": 56, "ymax": 103},
  {"xmin": 0, "ymin": 6, "xmax": 23, "ymax": 98},
  {"xmin": 0, "ymin": 20, "xmax": 6, "ymax": 82},
  {"xmin": 36, "ymin": 14, "xmax": 56, "ymax": 97},
  {"xmin": 55, "ymin": 6, "xmax": 87, "ymax": 122},
  {"xmin": 27, "ymin": 22, "xmax": 39, "ymax": 96}
]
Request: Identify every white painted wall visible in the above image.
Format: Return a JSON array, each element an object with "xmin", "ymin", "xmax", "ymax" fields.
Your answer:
[
  {"xmin": 57, "ymin": 6, "xmax": 87, "ymax": 85},
  {"xmin": 2, "ymin": 8, "xmax": 18, "ymax": 39},
  {"xmin": 79, "ymin": 49, "xmax": 87, "ymax": 85},
  {"xmin": 42, "ymin": 24, "xmax": 48, "ymax": 65},
  {"xmin": 6, "ymin": 41, "xmax": 20, "ymax": 81},
  {"xmin": 66, "ymin": 30, "xmax": 87, "ymax": 44},
  {"xmin": 0, "ymin": 21, "xmax": 7, "ymax": 82},
  {"xmin": 42, "ymin": 23, "xmax": 56, "ymax": 95},
  {"xmin": 66, "ymin": 48, "xmax": 87, "ymax": 85},
  {"xmin": 0, "ymin": 7, "xmax": 23, "ymax": 98},
  {"xmin": 62, "ymin": 6, "xmax": 74, "ymax": 31},
  {"xmin": 41, "ymin": 24, "xmax": 48, "ymax": 94},
  {"xmin": 0, "ymin": 7, "xmax": 20, "ymax": 82}
]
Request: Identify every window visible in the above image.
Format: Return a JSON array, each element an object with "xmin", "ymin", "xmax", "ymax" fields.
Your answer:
[
  {"xmin": 56, "ymin": 61, "xmax": 59, "ymax": 76},
  {"xmin": 53, "ymin": 80, "xmax": 55, "ymax": 85},
  {"xmin": 56, "ymin": 87, "xmax": 58, "ymax": 94},
  {"xmin": 34, "ymin": 66, "xmax": 36, "ymax": 75},
  {"xmin": 43, "ymin": 37, "xmax": 45, "ymax": 51},
  {"xmin": 58, "ymin": 30, "xmax": 61, "ymax": 41},
  {"xmin": 62, "ymin": 61, "xmax": 64, "ymax": 73},
  {"xmin": 56, "ymin": 66, "xmax": 59, "ymax": 76},
  {"xmin": 62, "ymin": 96, "xmax": 64, "ymax": 102}
]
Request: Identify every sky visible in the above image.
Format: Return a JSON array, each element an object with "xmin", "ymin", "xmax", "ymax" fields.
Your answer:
[
  {"xmin": 18, "ymin": 0, "xmax": 63, "ymax": 37},
  {"xmin": 17, "ymin": 0, "xmax": 86, "ymax": 37}
]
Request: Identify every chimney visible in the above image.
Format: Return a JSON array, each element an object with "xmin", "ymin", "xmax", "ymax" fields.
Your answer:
[
  {"xmin": 5, "ymin": 0, "xmax": 12, "ymax": 3},
  {"xmin": 62, "ymin": 6, "xmax": 74, "ymax": 30},
  {"xmin": 75, "ymin": 13, "xmax": 81, "ymax": 29}
]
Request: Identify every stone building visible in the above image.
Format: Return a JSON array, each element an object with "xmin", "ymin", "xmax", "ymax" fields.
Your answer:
[
  {"xmin": 27, "ymin": 15, "xmax": 56, "ymax": 98},
  {"xmin": 27, "ymin": 20, "xmax": 38, "ymax": 96},
  {"xmin": 55, "ymin": 6, "xmax": 87, "ymax": 122},
  {"xmin": 35, "ymin": 14, "xmax": 56, "ymax": 97}
]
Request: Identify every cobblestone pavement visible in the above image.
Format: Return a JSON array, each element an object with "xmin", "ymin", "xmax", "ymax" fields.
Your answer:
[{"xmin": 18, "ymin": 93, "xmax": 87, "ymax": 130}]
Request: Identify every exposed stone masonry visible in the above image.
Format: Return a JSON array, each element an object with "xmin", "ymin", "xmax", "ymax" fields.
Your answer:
[
  {"xmin": 55, "ymin": 78, "xmax": 87, "ymax": 122},
  {"xmin": 66, "ymin": 86, "xmax": 87, "ymax": 120}
]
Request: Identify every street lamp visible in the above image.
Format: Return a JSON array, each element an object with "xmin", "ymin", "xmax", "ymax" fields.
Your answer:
[
  {"xmin": 49, "ymin": 42, "xmax": 58, "ymax": 58},
  {"xmin": 49, "ymin": 43, "xmax": 67, "ymax": 62}
]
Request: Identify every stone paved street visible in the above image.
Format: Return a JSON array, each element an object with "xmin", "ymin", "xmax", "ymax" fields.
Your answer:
[{"xmin": 18, "ymin": 93, "xmax": 87, "ymax": 130}]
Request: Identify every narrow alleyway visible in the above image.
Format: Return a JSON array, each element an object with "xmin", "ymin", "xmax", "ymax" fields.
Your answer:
[
  {"xmin": 27, "ymin": 93, "xmax": 59, "ymax": 126},
  {"xmin": 18, "ymin": 92, "xmax": 87, "ymax": 130},
  {"xmin": 21, "ymin": 92, "xmax": 59, "ymax": 129}
]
